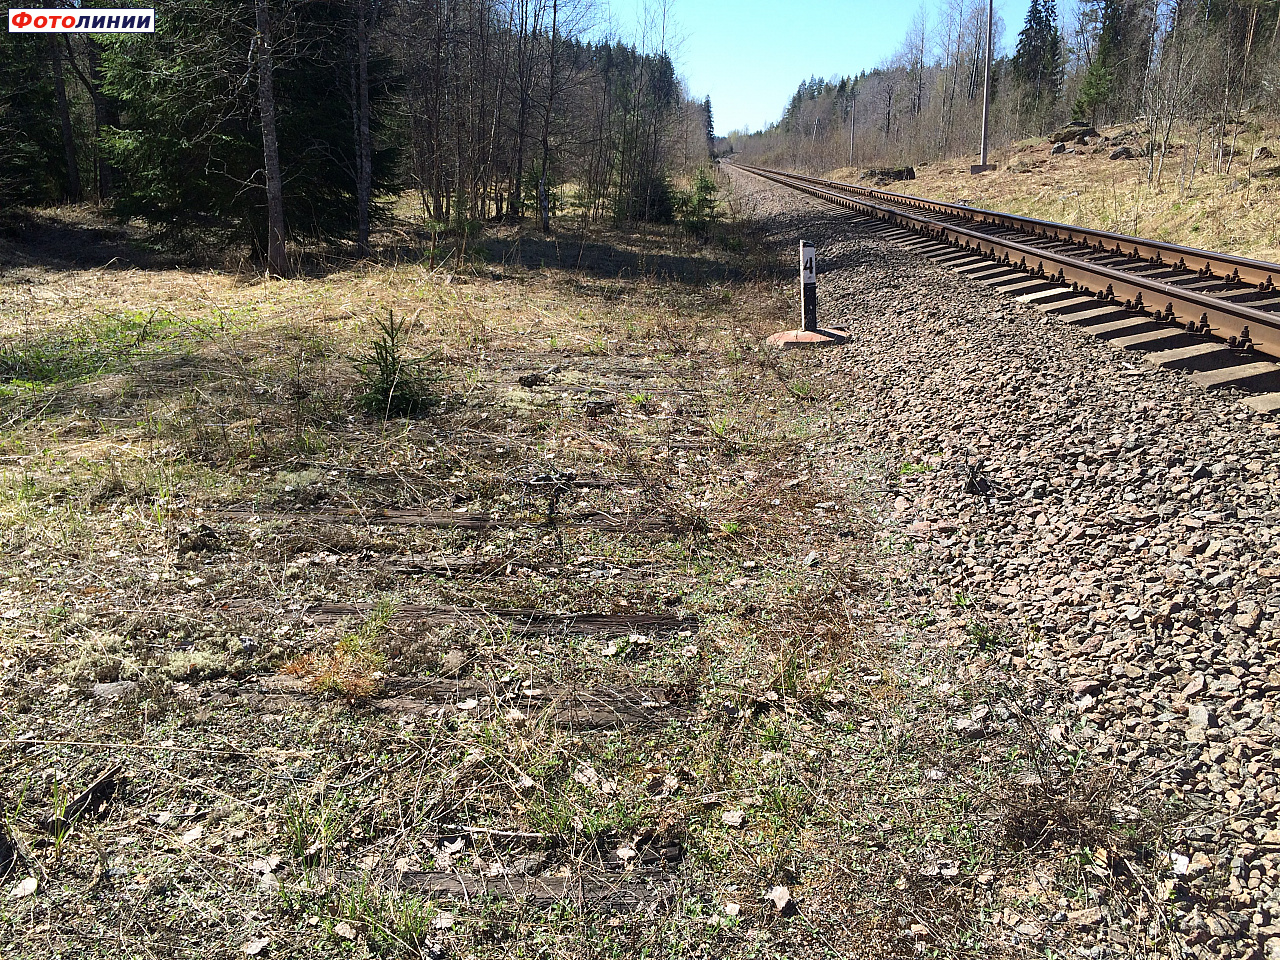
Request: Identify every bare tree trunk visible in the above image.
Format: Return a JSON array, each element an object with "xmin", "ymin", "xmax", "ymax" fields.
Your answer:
[
  {"xmin": 968, "ymin": 27, "xmax": 982, "ymax": 100},
  {"xmin": 50, "ymin": 37, "xmax": 81, "ymax": 202},
  {"xmin": 1156, "ymin": 109, "xmax": 1173, "ymax": 187},
  {"xmin": 1183, "ymin": 122, "xmax": 1203, "ymax": 196},
  {"xmin": 945, "ymin": 18, "xmax": 964, "ymax": 148},
  {"xmin": 475, "ymin": 0, "xmax": 493, "ymax": 221},
  {"xmin": 848, "ymin": 92, "xmax": 856, "ymax": 166},
  {"xmin": 916, "ymin": 31, "xmax": 925, "ymax": 114},
  {"xmin": 1144, "ymin": 52, "xmax": 1160, "ymax": 186},
  {"xmin": 1215, "ymin": 51, "xmax": 1233, "ymax": 175},
  {"xmin": 592, "ymin": 66, "xmax": 613, "ymax": 219},
  {"xmin": 255, "ymin": 0, "xmax": 287, "ymax": 276},
  {"xmin": 484, "ymin": 3, "xmax": 509, "ymax": 222},
  {"xmin": 84, "ymin": 40, "xmax": 117, "ymax": 199},
  {"xmin": 538, "ymin": 0, "xmax": 558, "ymax": 233},
  {"xmin": 644, "ymin": 5, "xmax": 672, "ymax": 219},
  {"xmin": 1224, "ymin": 5, "xmax": 1257, "ymax": 177},
  {"xmin": 510, "ymin": 0, "xmax": 533, "ymax": 219},
  {"xmin": 1154, "ymin": 29, "xmax": 1188, "ymax": 190},
  {"xmin": 355, "ymin": 0, "xmax": 374, "ymax": 257},
  {"xmin": 588, "ymin": 65, "xmax": 610, "ymax": 220},
  {"xmin": 431, "ymin": 1, "xmax": 445, "ymax": 220}
]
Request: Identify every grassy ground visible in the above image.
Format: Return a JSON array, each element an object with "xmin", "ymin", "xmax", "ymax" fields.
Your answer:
[
  {"xmin": 828, "ymin": 118, "xmax": 1280, "ymax": 265},
  {"xmin": 1, "ymin": 198, "xmax": 1173, "ymax": 958}
]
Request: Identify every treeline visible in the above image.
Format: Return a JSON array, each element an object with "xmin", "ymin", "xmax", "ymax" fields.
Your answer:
[
  {"xmin": 0, "ymin": 0, "xmax": 714, "ymax": 268},
  {"xmin": 726, "ymin": 0, "xmax": 1280, "ymax": 175}
]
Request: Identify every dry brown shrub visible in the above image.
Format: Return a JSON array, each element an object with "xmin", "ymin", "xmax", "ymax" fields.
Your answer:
[{"xmin": 282, "ymin": 599, "xmax": 395, "ymax": 701}]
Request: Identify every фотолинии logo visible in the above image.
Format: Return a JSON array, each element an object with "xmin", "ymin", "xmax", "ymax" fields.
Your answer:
[{"xmin": 8, "ymin": 8, "xmax": 155, "ymax": 31}]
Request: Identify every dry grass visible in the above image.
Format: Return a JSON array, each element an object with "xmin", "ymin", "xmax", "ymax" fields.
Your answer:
[{"xmin": 284, "ymin": 599, "xmax": 395, "ymax": 701}]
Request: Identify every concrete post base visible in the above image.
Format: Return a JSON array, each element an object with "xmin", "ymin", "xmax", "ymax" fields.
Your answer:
[{"xmin": 765, "ymin": 328, "xmax": 849, "ymax": 349}]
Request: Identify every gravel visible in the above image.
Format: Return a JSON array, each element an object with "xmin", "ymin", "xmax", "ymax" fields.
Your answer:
[{"xmin": 728, "ymin": 164, "xmax": 1280, "ymax": 959}]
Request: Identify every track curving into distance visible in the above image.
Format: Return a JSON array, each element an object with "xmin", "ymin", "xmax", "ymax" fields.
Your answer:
[{"xmin": 732, "ymin": 161, "xmax": 1280, "ymax": 364}]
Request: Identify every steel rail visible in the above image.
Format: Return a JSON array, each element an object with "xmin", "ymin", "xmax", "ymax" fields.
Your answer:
[
  {"xmin": 740, "ymin": 163, "xmax": 1280, "ymax": 292},
  {"xmin": 735, "ymin": 163, "xmax": 1280, "ymax": 360}
]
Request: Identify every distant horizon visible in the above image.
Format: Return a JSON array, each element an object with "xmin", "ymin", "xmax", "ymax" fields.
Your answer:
[{"xmin": 605, "ymin": 0, "xmax": 1034, "ymax": 135}]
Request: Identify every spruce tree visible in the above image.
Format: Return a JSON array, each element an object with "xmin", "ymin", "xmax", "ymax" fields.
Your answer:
[
  {"xmin": 1073, "ymin": 58, "xmax": 1113, "ymax": 124},
  {"xmin": 1013, "ymin": 0, "xmax": 1045, "ymax": 86},
  {"xmin": 1090, "ymin": 0, "xmax": 1149, "ymax": 117},
  {"xmin": 1012, "ymin": 0, "xmax": 1063, "ymax": 109},
  {"xmin": 0, "ymin": 32, "xmax": 70, "ymax": 205},
  {"xmin": 100, "ymin": 0, "xmax": 397, "ymax": 252},
  {"xmin": 1041, "ymin": 0, "xmax": 1063, "ymax": 104},
  {"xmin": 704, "ymin": 96, "xmax": 715, "ymax": 159}
]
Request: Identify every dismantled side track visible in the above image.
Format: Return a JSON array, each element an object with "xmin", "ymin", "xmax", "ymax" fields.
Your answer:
[{"xmin": 734, "ymin": 162, "xmax": 1280, "ymax": 367}]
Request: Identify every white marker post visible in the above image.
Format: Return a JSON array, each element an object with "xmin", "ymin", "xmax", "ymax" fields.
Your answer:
[
  {"xmin": 800, "ymin": 241, "xmax": 818, "ymax": 332},
  {"xmin": 765, "ymin": 240, "xmax": 847, "ymax": 349}
]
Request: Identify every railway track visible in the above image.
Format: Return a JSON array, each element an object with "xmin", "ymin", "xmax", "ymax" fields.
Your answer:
[{"xmin": 733, "ymin": 161, "xmax": 1280, "ymax": 410}]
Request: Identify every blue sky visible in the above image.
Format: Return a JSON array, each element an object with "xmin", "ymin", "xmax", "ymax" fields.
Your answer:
[{"xmin": 605, "ymin": 0, "xmax": 1034, "ymax": 135}]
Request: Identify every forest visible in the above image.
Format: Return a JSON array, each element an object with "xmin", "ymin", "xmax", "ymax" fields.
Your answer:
[
  {"xmin": 726, "ymin": 0, "xmax": 1280, "ymax": 176},
  {"xmin": 0, "ymin": 0, "xmax": 716, "ymax": 271}
]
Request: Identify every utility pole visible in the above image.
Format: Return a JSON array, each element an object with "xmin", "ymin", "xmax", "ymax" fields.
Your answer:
[{"xmin": 972, "ymin": 0, "xmax": 995, "ymax": 174}]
